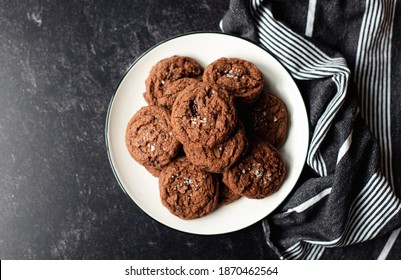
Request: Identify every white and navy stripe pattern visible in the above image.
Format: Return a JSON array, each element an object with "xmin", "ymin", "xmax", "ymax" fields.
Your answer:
[
  {"xmin": 355, "ymin": 0, "xmax": 396, "ymax": 188},
  {"xmin": 221, "ymin": 0, "xmax": 401, "ymax": 259},
  {"xmin": 354, "ymin": 0, "xmax": 400, "ymax": 259},
  {"xmin": 250, "ymin": 0, "xmax": 350, "ymax": 177},
  {"xmin": 272, "ymin": 171, "xmax": 401, "ymax": 259}
]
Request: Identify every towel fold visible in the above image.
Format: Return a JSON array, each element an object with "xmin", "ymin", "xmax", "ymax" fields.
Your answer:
[{"xmin": 221, "ymin": 0, "xmax": 401, "ymax": 259}]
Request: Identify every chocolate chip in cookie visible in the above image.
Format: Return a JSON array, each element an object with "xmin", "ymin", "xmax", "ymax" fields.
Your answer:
[{"xmin": 171, "ymin": 82, "xmax": 238, "ymax": 148}]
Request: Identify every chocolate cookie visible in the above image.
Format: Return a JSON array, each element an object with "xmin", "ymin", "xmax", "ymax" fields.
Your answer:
[
  {"xmin": 159, "ymin": 77, "xmax": 200, "ymax": 112},
  {"xmin": 144, "ymin": 56, "xmax": 203, "ymax": 106},
  {"xmin": 143, "ymin": 164, "xmax": 161, "ymax": 177},
  {"xmin": 183, "ymin": 122, "xmax": 247, "ymax": 173},
  {"xmin": 202, "ymin": 57, "xmax": 264, "ymax": 104},
  {"xmin": 222, "ymin": 141, "xmax": 286, "ymax": 199},
  {"xmin": 125, "ymin": 105, "xmax": 181, "ymax": 170},
  {"xmin": 159, "ymin": 157, "xmax": 219, "ymax": 220},
  {"xmin": 245, "ymin": 91, "xmax": 288, "ymax": 148},
  {"xmin": 218, "ymin": 181, "xmax": 241, "ymax": 206},
  {"xmin": 171, "ymin": 82, "xmax": 237, "ymax": 148}
]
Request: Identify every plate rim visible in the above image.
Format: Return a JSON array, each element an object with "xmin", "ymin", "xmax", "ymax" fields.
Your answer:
[{"xmin": 105, "ymin": 31, "xmax": 309, "ymax": 235}]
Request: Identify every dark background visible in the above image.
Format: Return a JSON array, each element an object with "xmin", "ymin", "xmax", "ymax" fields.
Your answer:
[{"xmin": 0, "ymin": 0, "xmax": 278, "ymax": 259}]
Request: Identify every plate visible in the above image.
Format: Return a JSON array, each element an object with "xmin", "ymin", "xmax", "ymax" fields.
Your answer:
[{"xmin": 105, "ymin": 32, "xmax": 309, "ymax": 235}]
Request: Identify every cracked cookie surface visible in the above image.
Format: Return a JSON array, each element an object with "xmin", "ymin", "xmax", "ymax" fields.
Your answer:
[
  {"xmin": 183, "ymin": 122, "xmax": 247, "ymax": 173},
  {"xmin": 125, "ymin": 105, "xmax": 181, "ymax": 172},
  {"xmin": 244, "ymin": 91, "xmax": 288, "ymax": 148},
  {"xmin": 222, "ymin": 141, "xmax": 286, "ymax": 199},
  {"xmin": 144, "ymin": 56, "xmax": 203, "ymax": 106},
  {"xmin": 171, "ymin": 82, "xmax": 237, "ymax": 148},
  {"xmin": 159, "ymin": 157, "xmax": 219, "ymax": 219},
  {"xmin": 202, "ymin": 57, "xmax": 264, "ymax": 104}
]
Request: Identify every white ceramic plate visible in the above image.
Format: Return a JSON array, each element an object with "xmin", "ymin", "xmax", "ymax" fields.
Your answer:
[{"xmin": 106, "ymin": 32, "xmax": 309, "ymax": 235}]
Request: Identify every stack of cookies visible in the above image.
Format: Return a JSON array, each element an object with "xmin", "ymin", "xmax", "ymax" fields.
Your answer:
[{"xmin": 125, "ymin": 55, "xmax": 288, "ymax": 220}]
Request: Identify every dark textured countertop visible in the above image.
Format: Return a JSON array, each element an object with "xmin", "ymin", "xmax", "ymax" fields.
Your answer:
[{"xmin": 0, "ymin": 0, "xmax": 278, "ymax": 259}]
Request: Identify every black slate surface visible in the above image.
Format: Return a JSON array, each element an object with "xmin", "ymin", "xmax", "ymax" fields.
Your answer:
[{"xmin": 0, "ymin": 0, "xmax": 278, "ymax": 259}]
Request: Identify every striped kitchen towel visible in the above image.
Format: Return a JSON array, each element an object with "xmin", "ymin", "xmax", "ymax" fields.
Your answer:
[{"xmin": 221, "ymin": 0, "xmax": 401, "ymax": 259}]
